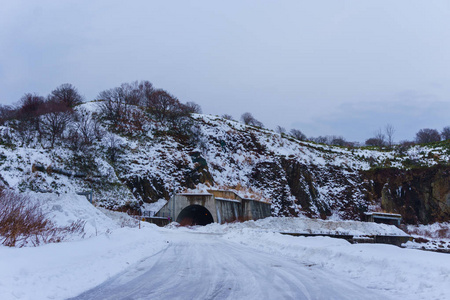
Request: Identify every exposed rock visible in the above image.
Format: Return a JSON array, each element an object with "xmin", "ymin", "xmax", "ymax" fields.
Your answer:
[
  {"xmin": 126, "ymin": 175, "xmax": 169, "ymax": 204},
  {"xmin": 363, "ymin": 166, "xmax": 450, "ymax": 224}
]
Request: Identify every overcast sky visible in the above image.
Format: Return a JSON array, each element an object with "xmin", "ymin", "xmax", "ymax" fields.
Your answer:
[{"xmin": 1, "ymin": 1, "xmax": 450, "ymax": 142}]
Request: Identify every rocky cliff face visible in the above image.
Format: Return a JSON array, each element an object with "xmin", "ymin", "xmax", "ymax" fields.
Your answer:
[{"xmin": 363, "ymin": 166, "xmax": 450, "ymax": 224}]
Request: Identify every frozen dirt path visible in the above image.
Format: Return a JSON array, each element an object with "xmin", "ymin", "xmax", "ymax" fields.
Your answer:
[{"xmin": 70, "ymin": 231, "xmax": 388, "ymax": 300}]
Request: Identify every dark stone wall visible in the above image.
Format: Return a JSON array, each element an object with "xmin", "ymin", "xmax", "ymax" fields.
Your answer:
[{"xmin": 362, "ymin": 165, "xmax": 450, "ymax": 224}]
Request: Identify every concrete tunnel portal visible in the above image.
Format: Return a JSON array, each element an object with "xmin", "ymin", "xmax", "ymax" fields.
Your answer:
[
  {"xmin": 156, "ymin": 191, "xmax": 272, "ymax": 225},
  {"xmin": 176, "ymin": 205, "xmax": 214, "ymax": 226}
]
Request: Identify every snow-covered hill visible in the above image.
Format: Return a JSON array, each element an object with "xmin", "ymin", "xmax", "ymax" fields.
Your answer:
[{"xmin": 1, "ymin": 101, "xmax": 450, "ymax": 223}]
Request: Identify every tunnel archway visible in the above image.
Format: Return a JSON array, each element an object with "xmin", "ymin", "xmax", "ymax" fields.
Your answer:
[{"xmin": 176, "ymin": 205, "xmax": 214, "ymax": 226}]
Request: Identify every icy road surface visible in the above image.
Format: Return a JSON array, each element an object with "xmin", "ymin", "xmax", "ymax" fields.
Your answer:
[{"xmin": 71, "ymin": 231, "xmax": 387, "ymax": 300}]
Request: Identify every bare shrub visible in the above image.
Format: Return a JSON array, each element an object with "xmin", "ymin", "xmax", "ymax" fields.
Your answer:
[
  {"xmin": 221, "ymin": 114, "xmax": 234, "ymax": 120},
  {"xmin": 290, "ymin": 129, "xmax": 306, "ymax": 141},
  {"xmin": 311, "ymin": 136, "xmax": 328, "ymax": 144},
  {"xmin": 365, "ymin": 137, "xmax": 384, "ymax": 147},
  {"xmin": 185, "ymin": 101, "xmax": 202, "ymax": 114},
  {"xmin": 366, "ymin": 129, "xmax": 386, "ymax": 147},
  {"xmin": 437, "ymin": 227, "xmax": 450, "ymax": 239},
  {"xmin": 405, "ymin": 223, "xmax": 450, "ymax": 240},
  {"xmin": 240, "ymin": 112, "xmax": 264, "ymax": 127},
  {"xmin": 0, "ymin": 190, "xmax": 85, "ymax": 247}
]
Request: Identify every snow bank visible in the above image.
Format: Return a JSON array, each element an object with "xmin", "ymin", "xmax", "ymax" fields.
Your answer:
[
  {"xmin": 190, "ymin": 216, "xmax": 407, "ymax": 236},
  {"xmin": 0, "ymin": 226, "xmax": 168, "ymax": 300},
  {"xmin": 0, "ymin": 191, "xmax": 167, "ymax": 299},
  {"xmin": 403, "ymin": 222, "xmax": 450, "ymax": 252},
  {"xmin": 34, "ymin": 192, "xmax": 123, "ymax": 238}
]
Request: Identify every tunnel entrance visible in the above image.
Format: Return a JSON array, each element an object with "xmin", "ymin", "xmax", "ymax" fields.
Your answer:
[{"xmin": 176, "ymin": 205, "xmax": 214, "ymax": 226}]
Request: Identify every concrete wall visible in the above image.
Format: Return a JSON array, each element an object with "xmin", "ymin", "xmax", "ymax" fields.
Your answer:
[
  {"xmin": 215, "ymin": 199, "xmax": 241, "ymax": 223},
  {"xmin": 208, "ymin": 190, "xmax": 241, "ymax": 201},
  {"xmin": 242, "ymin": 199, "xmax": 271, "ymax": 221}
]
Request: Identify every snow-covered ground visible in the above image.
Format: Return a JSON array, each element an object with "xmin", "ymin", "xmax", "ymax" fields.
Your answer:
[
  {"xmin": 188, "ymin": 216, "xmax": 407, "ymax": 236},
  {"xmin": 403, "ymin": 222, "xmax": 450, "ymax": 253},
  {"xmin": 1, "ymin": 194, "xmax": 449, "ymax": 300}
]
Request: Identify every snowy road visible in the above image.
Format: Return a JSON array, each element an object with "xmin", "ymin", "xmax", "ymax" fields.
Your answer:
[{"xmin": 70, "ymin": 231, "xmax": 387, "ymax": 300}]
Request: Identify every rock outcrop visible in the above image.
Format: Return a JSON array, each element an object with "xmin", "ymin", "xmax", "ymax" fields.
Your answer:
[{"xmin": 363, "ymin": 166, "xmax": 450, "ymax": 224}]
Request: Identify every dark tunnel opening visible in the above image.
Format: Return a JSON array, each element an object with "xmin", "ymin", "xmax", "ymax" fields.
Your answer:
[{"xmin": 176, "ymin": 205, "xmax": 214, "ymax": 226}]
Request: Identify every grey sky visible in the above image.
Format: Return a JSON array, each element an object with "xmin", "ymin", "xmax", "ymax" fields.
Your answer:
[{"xmin": 1, "ymin": 0, "xmax": 450, "ymax": 142}]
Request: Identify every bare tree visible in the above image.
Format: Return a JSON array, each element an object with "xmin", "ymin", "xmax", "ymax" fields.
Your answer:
[
  {"xmin": 374, "ymin": 129, "xmax": 386, "ymax": 147},
  {"xmin": 385, "ymin": 124, "xmax": 395, "ymax": 147},
  {"xmin": 290, "ymin": 129, "xmax": 306, "ymax": 141},
  {"xmin": 74, "ymin": 108, "xmax": 103, "ymax": 146},
  {"xmin": 14, "ymin": 94, "xmax": 46, "ymax": 145},
  {"xmin": 138, "ymin": 80, "xmax": 154, "ymax": 105},
  {"xmin": 145, "ymin": 89, "xmax": 188, "ymax": 124},
  {"xmin": 66, "ymin": 112, "xmax": 103, "ymax": 153},
  {"xmin": 0, "ymin": 105, "xmax": 15, "ymax": 125},
  {"xmin": 276, "ymin": 126, "xmax": 286, "ymax": 134},
  {"xmin": 48, "ymin": 83, "xmax": 83, "ymax": 108},
  {"xmin": 41, "ymin": 111, "xmax": 72, "ymax": 148},
  {"xmin": 120, "ymin": 81, "xmax": 142, "ymax": 106},
  {"xmin": 240, "ymin": 112, "xmax": 264, "ymax": 127},
  {"xmin": 97, "ymin": 86, "xmax": 130, "ymax": 125},
  {"xmin": 311, "ymin": 136, "xmax": 328, "ymax": 144},
  {"xmin": 441, "ymin": 126, "xmax": 450, "ymax": 140},
  {"xmin": 415, "ymin": 128, "xmax": 441, "ymax": 144},
  {"xmin": 16, "ymin": 93, "xmax": 46, "ymax": 121},
  {"xmin": 365, "ymin": 137, "xmax": 384, "ymax": 147},
  {"xmin": 185, "ymin": 101, "xmax": 202, "ymax": 114},
  {"xmin": 330, "ymin": 136, "xmax": 347, "ymax": 146},
  {"xmin": 97, "ymin": 81, "xmax": 147, "ymax": 125},
  {"xmin": 309, "ymin": 135, "xmax": 350, "ymax": 146},
  {"xmin": 105, "ymin": 134, "xmax": 122, "ymax": 164},
  {"xmin": 40, "ymin": 98, "xmax": 75, "ymax": 148}
]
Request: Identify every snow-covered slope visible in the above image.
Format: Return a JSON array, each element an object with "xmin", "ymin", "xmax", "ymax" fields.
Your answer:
[{"xmin": 1, "ymin": 102, "xmax": 450, "ymax": 222}]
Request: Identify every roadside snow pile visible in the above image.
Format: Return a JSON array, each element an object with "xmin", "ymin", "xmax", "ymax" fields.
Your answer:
[
  {"xmin": 406, "ymin": 222, "xmax": 450, "ymax": 239},
  {"xmin": 0, "ymin": 191, "xmax": 168, "ymax": 300},
  {"xmin": 32, "ymin": 192, "xmax": 125, "ymax": 239},
  {"xmin": 403, "ymin": 222, "xmax": 450, "ymax": 253},
  {"xmin": 191, "ymin": 216, "xmax": 407, "ymax": 236},
  {"xmin": 0, "ymin": 225, "xmax": 168, "ymax": 300}
]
